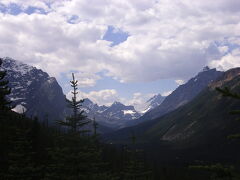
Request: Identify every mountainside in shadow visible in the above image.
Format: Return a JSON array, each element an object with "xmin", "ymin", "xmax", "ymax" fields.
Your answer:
[
  {"xmin": 105, "ymin": 67, "xmax": 240, "ymax": 148},
  {"xmin": 136, "ymin": 67, "xmax": 223, "ymax": 124}
]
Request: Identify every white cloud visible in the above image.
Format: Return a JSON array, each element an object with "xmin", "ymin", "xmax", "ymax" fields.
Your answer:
[
  {"xmin": 0, "ymin": 0, "xmax": 240, "ymax": 85},
  {"xmin": 125, "ymin": 92, "xmax": 156, "ymax": 112},
  {"xmin": 0, "ymin": 12, "xmax": 107, "ymax": 78},
  {"xmin": 68, "ymin": 72, "xmax": 101, "ymax": 88},
  {"xmin": 67, "ymin": 89, "xmax": 120, "ymax": 106},
  {"xmin": 175, "ymin": 79, "xmax": 185, "ymax": 86},
  {"xmin": 210, "ymin": 49, "xmax": 240, "ymax": 71},
  {"xmin": 162, "ymin": 91, "xmax": 173, "ymax": 97}
]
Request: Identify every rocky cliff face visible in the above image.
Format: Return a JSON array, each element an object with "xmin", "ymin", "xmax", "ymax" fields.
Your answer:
[{"xmin": 1, "ymin": 57, "xmax": 67, "ymax": 123}]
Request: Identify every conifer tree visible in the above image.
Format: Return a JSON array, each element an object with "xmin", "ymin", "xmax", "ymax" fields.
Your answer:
[
  {"xmin": 216, "ymin": 87, "xmax": 240, "ymax": 138},
  {"xmin": 93, "ymin": 117, "xmax": 98, "ymax": 137},
  {"xmin": 58, "ymin": 73, "xmax": 90, "ymax": 133},
  {"xmin": 5, "ymin": 128, "xmax": 40, "ymax": 180},
  {"xmin": 0, "ymin": 58, "xmax": 12, "ymax": 111}
]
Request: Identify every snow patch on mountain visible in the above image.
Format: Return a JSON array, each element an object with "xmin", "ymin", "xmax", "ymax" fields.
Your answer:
[
  {"xmin": 141, "ymin": 94, "xmax": 165, "ymax": 114},
  {"xmin": 123, "ymin": 110, "xmax": 136, "ymax": 115},
  {"xmin": 12, "ymin": 104, "xmax": 27, "ymax": 114}
]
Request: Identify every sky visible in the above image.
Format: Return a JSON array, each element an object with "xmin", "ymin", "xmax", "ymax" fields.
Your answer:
[{"xmin": 0, "ymin": 0, "xmax": 240, "ymax": 111}]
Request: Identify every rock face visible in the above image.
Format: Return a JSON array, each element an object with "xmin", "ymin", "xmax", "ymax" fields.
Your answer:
[
  {"xmin": 1, "ymin": 57, "xmax": 67, "ymax": 123},
  {"xmin": 138, "ymin": 67, "xmax": 223, "ymax": 123}
]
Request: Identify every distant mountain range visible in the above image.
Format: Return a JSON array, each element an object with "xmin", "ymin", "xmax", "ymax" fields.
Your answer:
[
  {"xmin": 1, "ymin": 57, "xmax": 141, "ymax": 130},
  {"xmin": 104, "ymin": 67, "xmax": 240, "ymax": 147},
  {"xmin": 81, "ymin": 98, "xmax": 141, "ymax": 129}
]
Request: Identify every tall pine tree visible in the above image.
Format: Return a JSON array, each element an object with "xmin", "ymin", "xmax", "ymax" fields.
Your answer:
[{"xmin": 58, "ymin": 73, "xmax": 90, "ymax": 133}]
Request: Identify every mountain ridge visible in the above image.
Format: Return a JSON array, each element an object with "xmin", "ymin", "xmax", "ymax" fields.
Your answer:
[
  {"xmin": 104, "ymin": 67, "xmax": 240, "ymax": 147},
  {"xmin": 135, "ymin": 67, "xmax": 223, "ymax": 124}
]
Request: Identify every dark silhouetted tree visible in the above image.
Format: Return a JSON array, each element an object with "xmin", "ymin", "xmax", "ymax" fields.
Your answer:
[
  {"xmin": 0, "ymin": 58, "xmax": 12, "ymax": 111},
  {"xmin": 58, "ymin": 73, "xmax": 90, "ymax": 133},
  {"xmin": 121, "ymin": 132, "xmax": 152, "ymax": 180},
  {"xmin": 216, "ymin": 87, "xmax": 240, "ymax": 139}
]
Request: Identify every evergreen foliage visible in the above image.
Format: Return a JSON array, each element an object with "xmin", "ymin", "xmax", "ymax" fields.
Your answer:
[
  {"xmin": 5, "ymin": 128, "xmax": 40, "ymax": 180},
  {"xmin": 121, "ymin": 132, "xmax": 152, "ymax": 180},
  {"xmin": 189, "ymin": 164, "xmax": 235, "ymax": 180},
  {"xmin": 58, "ymin": 73, "xmax": 90, "ymax": 133},
  {"xmin": 93, "ymin": 117, "xmax": 98, "ymax": 138},
  {"xmin": 216, "ymin": 87, "xmax": 240, "ymax": 139},
  {"xmin": 0, "ymin": 58, "xmax": 12, "ymax": 111}
]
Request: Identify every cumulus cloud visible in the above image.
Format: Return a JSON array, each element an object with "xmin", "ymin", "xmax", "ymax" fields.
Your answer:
[
  {"xmin": 0, "ymin": 0, "xmax": 240, "ymax": 84},
  {"xmin": 162, "ymin": 91, "xmax": 173, "ymax": 97},
  {"xmin": 67, "ymin": 89, "xmax": 120, "ymax": 106},
  {"xmin": 210, "ymin": 49, "xmax": 240, "ymax": 71},
  {"xmin": 68, "ymin": 72, "xmax": 101, "ymax": 88},
  {"xmin": 125, "ymin": 92, "xmax": 156, "ymax": 112}
]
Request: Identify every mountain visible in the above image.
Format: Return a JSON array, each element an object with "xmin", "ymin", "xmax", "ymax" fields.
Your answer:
[
  {"xmin": 1, "ymin": 57, "xmax": 67, "ymax": 123},
  {"xmin": 81, "ymin": 99, "xmax": 141, "ymax": 129},
  {"xmin": 137, "ymin": 67, "xmax": 223, "ymax": 123},
  {"xmin": 105, "ymin": 67, "xmax": 240, "ymax": 147},
  {"xmin": 1, "ymin": 57, "xmax": 140, "ymax": 130},
  {"xmin": 142, "ymin": 94, "xmax": 165, "ymax": 113}
]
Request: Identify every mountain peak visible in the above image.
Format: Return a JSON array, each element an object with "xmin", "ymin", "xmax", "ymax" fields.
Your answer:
[
  {"xmin": 112, "ymin": 101, "xmax": 124, "ymax": 106},
  {"xmin": 147, "ymin": 94, "xmax": 163, "ymax": 103},
  {"xmin": 202, "ymin": 66, "xmax": 210, "ymax": 72},
  {"xmin": 142, "ymin": 94, "xmax": 165, "ymax": 114}
]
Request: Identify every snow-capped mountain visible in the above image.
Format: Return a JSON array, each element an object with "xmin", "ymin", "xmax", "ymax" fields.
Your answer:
[
  {"xmin": 81, "ymin": 99, "xmax": 141, "ymax": 129},
  {"xmin": 142, "ymin": 94, "xmax": 165, "ymax": 114},
  {"xmin": 1, "ymin": 57, "xmax": 67, "ymax": 122}
]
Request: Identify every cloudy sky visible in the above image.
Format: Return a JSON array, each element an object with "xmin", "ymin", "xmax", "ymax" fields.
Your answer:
[{"xmin": 0, "ymin": 0, "xmax": 240, "ymax": 111}]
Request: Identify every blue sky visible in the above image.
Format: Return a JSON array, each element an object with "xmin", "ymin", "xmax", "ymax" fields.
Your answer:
[{"xmin": 0, "ymin": 0, "xmax": 239, "ymax": 110}]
